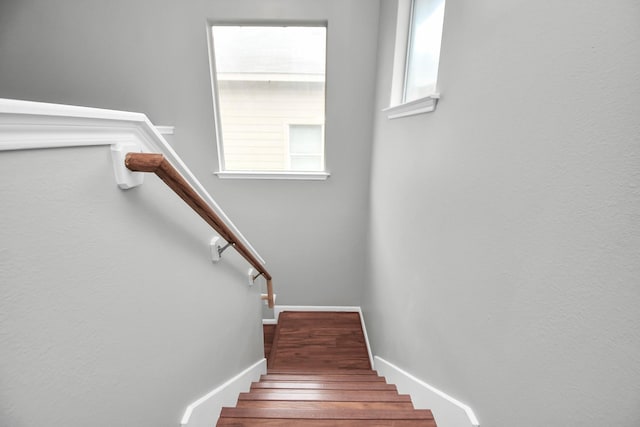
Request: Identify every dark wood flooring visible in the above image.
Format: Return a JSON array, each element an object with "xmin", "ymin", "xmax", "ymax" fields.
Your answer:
[
  {"xmin": 268, "ymin": 311, "xmax": 371, "ymax": 371},
  {"xmin": 217, "ymin": 311, "xmax": 436, "ymax": 426}
]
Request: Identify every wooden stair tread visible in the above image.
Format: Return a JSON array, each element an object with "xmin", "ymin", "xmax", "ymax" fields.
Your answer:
[
  {"xmin": 252, "ymin": 381, "xmax": 396, "ymax": 390},
  {"xmin": 217, "ymin": 419, "xmax": 437, "ymax": 426},
  {"xmin": 269, "ymin": 312, "xmax": 371, "ymax": 370},
  {"xmin": 275, "ymin": 311, "xmax": 362, "ymax": 321},
  {"xmin": 267, "ymin": 368, "xmax": 375, "ymax": 375},
  {"xmin": 220, "ymin": 312, "xmax": 437, "ymax": 427},
  {"xmin": 260, "ymin": 373, "xmax": 386, "ymax": 382},
  {"xmin": 269, "ymin": 360, "xmax": 371, "ymax": 370},
  {"xmin": 235, "ymin": 401, "xmax": 416, "ymax": 410},
  {"xmin": 220, "ymin": 407, "xmax": 434, "ymax": 420},
  {"xmin": 238, "ymin": 390, "xmax": 412, "ymax": 402}
]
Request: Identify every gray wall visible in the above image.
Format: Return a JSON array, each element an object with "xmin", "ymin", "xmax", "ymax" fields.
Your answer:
[
  {"xmin": 0, "ymin": 0, "xmax": 380, "ymax": 306},
  {"xmin": 0, "ymin": 147, "xmax": 264, "ymax": 426},
  {"xmin": 364, "ymin": 1, "xmax": 640, "ymax": 426}
]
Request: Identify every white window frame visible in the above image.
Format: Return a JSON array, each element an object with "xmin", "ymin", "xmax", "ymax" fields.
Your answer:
[
  {"xmin": 206, "ymin": 21, "xmax": 330, "ymax": 181},
  {"xmin": 384, "ymin": 0, "xmax": 445, "ymax": 119}
]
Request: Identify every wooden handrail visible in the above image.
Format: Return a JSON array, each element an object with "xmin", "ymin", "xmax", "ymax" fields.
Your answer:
[{"xmin": 125, "ymin": 152, "xmax": 274, "ymax": 308}]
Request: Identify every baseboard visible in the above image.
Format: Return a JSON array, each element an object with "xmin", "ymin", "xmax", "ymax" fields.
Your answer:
[
  {"xmin": 274, "ymin": 305, "xmax": 362, "ymax": 319},
  {"xmin": 180, "ymin": 358, "xmax": 266, "ymax": 427},
  {"xmin": 374, "ymin": 356, "xmax": 480, "ymax": 427},
  {"xmin": 274, "ymin": 305, "xmax": 374, "ymax": 369}
]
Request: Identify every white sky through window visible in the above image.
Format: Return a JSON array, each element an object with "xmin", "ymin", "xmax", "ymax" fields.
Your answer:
[{"xmin": 213, "ymin": 26, "xmax": 326, "ymax": 77}]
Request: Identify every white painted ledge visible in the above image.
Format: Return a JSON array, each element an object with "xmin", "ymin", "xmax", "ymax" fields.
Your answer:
[
  {"xmin": 383, "ymin": 94, "xmax": 440, "ymax": 119},
  {"xmin": 180, "ymin": 358, "xmax": 266, "ymax": 427},
  {"xmin": 0, "ymin": 98, "xmax": 266, "ymax": 266},
  {"xmin": 155, "ymin": 125, "xmax": 175, "ymax": 135},
  {"xmin": 215, "ymin": 170, "xmax": 330, "ymax": 181},
  {"xmin": 374, "ymin": 356, "xmax": 480, "ymax": 427}
]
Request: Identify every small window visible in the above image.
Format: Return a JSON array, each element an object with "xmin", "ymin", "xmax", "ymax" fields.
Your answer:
[
  {"xmin": 208, "ymin": 24, "xmax": 328, "ymax": 177},
  {"xmin": 404, "ymin": 0, "xmax": 445, "ymax": 102},
  {"xmin": 386, "ymin": 0, "xmax": 445, "ymax": 118},
  {"xmin": 288, "ymin": 124, "xmax": 324, "ymax": 171}
]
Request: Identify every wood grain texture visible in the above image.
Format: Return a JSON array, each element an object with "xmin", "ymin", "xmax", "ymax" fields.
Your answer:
[
  {"xmin": 217, "ymin": 312, "xmax": 437, "ymax": 427},
  {"xmin": 266, "ymin": 368, "xmax": 378, "ymax": 375},
  {"xmin": 268, "ymin": 312, "xmax": 370, "ymax": 370},
  {"xmin": 220, "ymin": 408, "xmax": 434, "ymax": 420},
  {"xmin": 251, "ymin": 381, "xmax": 397, "ymax": 391},
  {"xmin": 237, "ymin": 390, "xmax": 412, "ymax": 402},
  {"xmin": 217, "ymin": 419, "xmax": 437, "ymax": 426},
  {"xmin": 235, "ymin": 401, "xmax": 416, "ymax": 410},
  {"xmin": 260, "ymin": 374, "xmax": 386, "ymax": 382}
]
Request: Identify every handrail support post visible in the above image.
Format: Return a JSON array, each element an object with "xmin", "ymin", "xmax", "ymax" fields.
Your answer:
[
  {"xmin": 217, "ymin": 241, "xmax": 234, "ymax": 257},
  {"xmin": 266, "ymin": 279, "xmax": 274, "ymax": 308}
]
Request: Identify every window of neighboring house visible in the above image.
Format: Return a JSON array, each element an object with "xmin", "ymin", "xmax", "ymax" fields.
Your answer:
[
  {"xmin": 208, "ymin": 24, "xmax": 328, "ymax": 179},
  {"xmin": 386, "ymin": 0, "xmax": 446, "ymax": 119},
  {"xmin": 288, "ymin": 124, "xmax": 324, "ymax": 171}
]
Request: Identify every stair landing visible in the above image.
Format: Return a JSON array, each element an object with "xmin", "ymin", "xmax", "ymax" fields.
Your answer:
[{"xmin": 268, "ymin": 311, "xmax": 370, "ymax": 371}]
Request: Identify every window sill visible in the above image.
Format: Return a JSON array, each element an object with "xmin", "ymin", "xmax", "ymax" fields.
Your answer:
[
  {"xmin": 215, "ymin": 170, "xmax": 331, "ymax": 181},
  {"xmin": 383, "ymin": 94, "xmax": 439, "ymax": 119}
]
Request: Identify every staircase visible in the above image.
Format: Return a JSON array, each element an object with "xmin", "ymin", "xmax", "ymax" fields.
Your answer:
[{"xmin": 216, "ymin": 311, "xmax": 437, "ymax": 426}]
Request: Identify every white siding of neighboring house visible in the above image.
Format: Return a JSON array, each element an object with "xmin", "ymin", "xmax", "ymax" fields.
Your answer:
[{"xmin": 217, "ymin": 80, "xmax": 324, "ymax": 171}]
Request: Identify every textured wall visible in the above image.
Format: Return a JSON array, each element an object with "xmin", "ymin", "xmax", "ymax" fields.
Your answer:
[
  {"xmin": 0, "ymin": 0, "xmax": 380, "ymax": 306},
  {"xmin": 364, "ymin": 1, "xmax": 640, "ymax": 426},
  {"xmin": 0, "ymin": 147, "xmax": 264, "ymax": 426}
]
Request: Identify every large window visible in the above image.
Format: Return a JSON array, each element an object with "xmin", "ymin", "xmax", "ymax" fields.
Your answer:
[
  {"xmin": 386, "ymin": 0, "xmax": 445, "ymax": 118},
  {"xmin": 208, "ymin": 24, "xmax": 327, "ymax": 177}
]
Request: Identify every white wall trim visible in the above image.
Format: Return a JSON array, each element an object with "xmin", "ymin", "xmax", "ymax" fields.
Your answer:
[
  {"xmin": 0, "ymin": 98, "xmax": 266, "ymax": 266},
  {"xmin": 358, "ymin": 309, "xmax": 375, "ymax": 371},
  {"xmin": 155, "ymin": 125, "xmax": 175, "ymax": 135},
  {"xmin": 383, "ymin": 94, "xmax": 440, "ymax": 119},
  {"xmin": 180, "ymin": 358, "xmax": 266, "ymax": 427},
  {"xmin": 274, "ymin": 305, "xmax": 374, "ymax": 369},
  {"xmin": 374, "ymin": 356, "xmax": 480, "ymax": 427},
  {"xmin": 274, "ymin": 305, "xmax": 362, "ymax": 319},
  {"xmin": 215, "ymin": 170, "xmax": 330, "ymax": 181}
]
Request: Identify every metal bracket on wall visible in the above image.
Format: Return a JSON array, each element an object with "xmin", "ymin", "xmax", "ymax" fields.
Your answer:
[
  {"xmin": 217, "ymin": 241, "xmax": 234, "ymax": 257},
  {"xmin": 246, "ymin": 269, "xmax": 266, "ymax": 287},
  {"xmin": 210, "ymin": 236, "xmax": 236, "ymax": 263}
]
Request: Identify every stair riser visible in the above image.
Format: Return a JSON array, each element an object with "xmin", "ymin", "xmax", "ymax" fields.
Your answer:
[
  {"xmin": 220, "ymin": 408, "xmax": 434, "ymax": 420},
  {"xmin": 217, "ymin": 420, "xmax": 437, "ymax": 426},
  {"xmin": 251, "ymin": 382, "xmax": 397, "ymax": 391},
  {"xmin": 235, "ymin": 401, "xmax": 416, "ymax": 410},
  {"xmin": 260, "ymin": 374, "xmax": 386, "ymax": 382},
  {"xmin": 238, "ymin": 390, "xmax": 412, "ymax": 402}
]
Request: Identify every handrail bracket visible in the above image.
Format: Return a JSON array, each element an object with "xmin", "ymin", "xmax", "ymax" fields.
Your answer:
[{"xmin": 217, "ymin": 242, "xmax": 235, "ymax": 257}]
